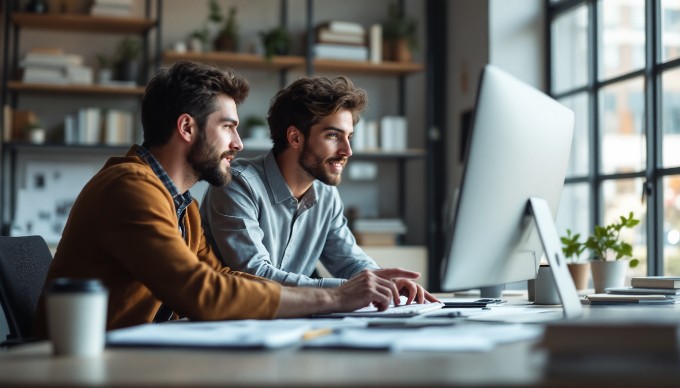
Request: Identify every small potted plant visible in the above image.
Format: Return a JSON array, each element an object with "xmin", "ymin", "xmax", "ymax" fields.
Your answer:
[
  {"xmin": 382, "ymin": 1, "xmax": 418, "ymax": 62},
  {"xmin": 243, "ymin": 115, "xmax": 268, "ymax": 139},
  {"xmin": 188, "ymin": 29, "xmax": 210, "ymax": 52},
  {"xmin": 95, "ymin": 53, "xmax": 112, "ymax": 84},
  {"xmin": 585, "ymin": 212, "xmax": 640, "ymax": 293},
  {"xmin": 113, "ymin": 37, "xmax": 142, "ymax": 84},
  {"xmin": 259, "ymin": 27, "xmax": 290, "ymax": 61},
  {"xmin": 214, "ymin": 6, "xmax": 239, "ymax": 52},
  {"xmin": 23, "ymin": 120, "xmax": 46, "ymax": 144},
  {"xmin": 560, "ymin": 229, "xmax": 591, "ymax": 291}
]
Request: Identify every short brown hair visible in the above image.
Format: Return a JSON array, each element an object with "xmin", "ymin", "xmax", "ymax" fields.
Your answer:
[
  {"xmin": 141, "ymin": 61, "xmax": 249, "ymax": 147},
  {"xmin": 267, "ymin": 76, "xmax": 368, "ymax": 155}
]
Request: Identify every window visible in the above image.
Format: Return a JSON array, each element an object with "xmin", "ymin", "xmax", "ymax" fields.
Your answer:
[{"xmin": 549, "ymin": 0, "xmax": 680, "ymax": 276}]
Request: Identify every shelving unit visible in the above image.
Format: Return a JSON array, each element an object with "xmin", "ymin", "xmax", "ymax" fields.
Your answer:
[
  {"xmin": 0, "ymin": 1, "xmax": 161, "ymax": 235},
  {"xmin": 160, "ymin": 0, "xmax": 427, "ymax": 247}
]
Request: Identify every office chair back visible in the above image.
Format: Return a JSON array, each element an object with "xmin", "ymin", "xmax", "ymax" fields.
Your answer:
[{"xmin": 0, "ymin": 235, "xmax": 52, "ymax": 344}]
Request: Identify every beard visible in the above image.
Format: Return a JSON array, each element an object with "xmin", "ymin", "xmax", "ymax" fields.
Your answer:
[
  {"xmin": 187, "ymin": 132, "xmax": 235, "ymax": 187},
  {"xmin": 299, "ymin": 142, "xmax": 345, "ymax": 186}
]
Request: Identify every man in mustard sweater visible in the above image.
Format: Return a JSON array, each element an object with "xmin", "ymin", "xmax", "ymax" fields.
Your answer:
[{"xmin": 33, "ymin": 61, "xmax": 421, "ymax": 336}]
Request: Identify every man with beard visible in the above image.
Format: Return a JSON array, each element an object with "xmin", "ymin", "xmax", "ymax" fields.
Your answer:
[
  {"xmin": 201, "ymin": 76, "xmax": 437, "ymax": 304},
  {"xmin": 32, "ymin": 62, "xmax": 421, "ymax": 337}
]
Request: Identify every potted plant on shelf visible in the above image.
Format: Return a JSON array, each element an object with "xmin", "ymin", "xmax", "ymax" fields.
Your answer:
[
  {"xmin": 214, "ymin": 6, "xmax": 239, "ymax": 52},
  {"xmin": 585, "ymin": 212, "xmax": 640, "ymax": 293},
  {"xmin": 560, "ymin": 229, "xmax": 591, "ymax": 291},
  {"xmin": 95, "ymin": 53, "xmax": 113, "ymax": 85},
  {"xmin": 241, "ymin": 115, "xmax": 271, "ymax": 150},
  {"xmin": 382, "ymin": 1, "xmax": 418, "ymax": 62},
  {"xmin": 113, "ymin": 37, "xmax": 142, "ymax": 84},
  {"xmin": 259, "ymin": 27, "xmax": 290, "ymax": 61},
  {"xmin": 188, "ymin": 29, "xmax": 210, "ymax": 52}
]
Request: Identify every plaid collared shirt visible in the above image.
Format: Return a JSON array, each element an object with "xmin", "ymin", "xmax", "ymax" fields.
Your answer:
[{"xmin": 136, "ymin": 145, "xmax": 194, "ymax": 239}]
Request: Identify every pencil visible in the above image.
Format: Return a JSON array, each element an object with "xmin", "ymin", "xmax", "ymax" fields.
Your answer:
[{"xmin": 302, "ymin": 327, "xmax": 333, "ymax": 341}]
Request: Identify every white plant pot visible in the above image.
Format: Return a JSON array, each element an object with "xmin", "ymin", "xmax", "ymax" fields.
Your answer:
[{"xmin": 590, "ymin": 260, "xmax": 627, "ymax": 293}]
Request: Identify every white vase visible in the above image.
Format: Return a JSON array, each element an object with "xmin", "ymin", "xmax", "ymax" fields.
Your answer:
[{"xmin": 590, "ymin": 260, "xmax": 627, "ymax": 293}]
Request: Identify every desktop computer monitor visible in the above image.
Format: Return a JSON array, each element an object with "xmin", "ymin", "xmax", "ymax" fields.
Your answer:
[{"xmin": 440, "ymin": 65, "xmax": 581, "ymax": 318}]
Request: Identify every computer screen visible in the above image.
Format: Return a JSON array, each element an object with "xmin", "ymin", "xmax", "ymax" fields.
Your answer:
[{"xmin": 441, "ymin": 65, "xmax": 575, "ymax": 293}]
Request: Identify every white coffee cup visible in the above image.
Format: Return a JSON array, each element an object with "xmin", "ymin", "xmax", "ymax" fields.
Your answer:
[
  {"xmin": 534, "ymin": 265, "xmax": 561, "ymax": 305},
  {"xmin": 46, "ymin": 278, "xmax": 108, "ymax": 357}
]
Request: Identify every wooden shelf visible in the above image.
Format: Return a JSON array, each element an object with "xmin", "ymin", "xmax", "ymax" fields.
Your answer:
[
  {"xmin": 312, "ymin": 59, "xmax": 424, "ymax": 76},
  {"xmin": 7, "ymin": 81, "xmax": 145, "ymax": 96},
  {"xmin": 11, "ymin": 12, "xmax": 156, "ymax": 34},
  {"xmin": 1, "ymin": 142, "xmax": 131, "ymax": 153},
  {"xmin": 163, "ymin": 51, "xmax": 424, "ymax": 76},
  {"xmin": 163, "ymin": 51, "xmax": 305, "ymax": 71}
]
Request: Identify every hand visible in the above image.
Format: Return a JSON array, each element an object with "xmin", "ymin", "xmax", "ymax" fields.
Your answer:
[
  {"xmin": 370, "ymin": 268, "xmax": 439, "ymax": 305},
  {"xmin": 391, "ymin": 278, "xmax": 440, "ymax": 305},
  {"xmin": 335, "ymin": 270, "xmax": 401, "ymax": 311}
]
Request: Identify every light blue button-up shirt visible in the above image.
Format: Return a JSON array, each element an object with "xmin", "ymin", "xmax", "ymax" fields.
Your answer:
[{"xmin": 200, "ymin": 151, "xmax": 379, "ymax": 287}]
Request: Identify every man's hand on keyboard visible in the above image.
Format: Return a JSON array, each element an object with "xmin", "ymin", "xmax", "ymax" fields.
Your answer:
[
  {"xmin": 366, "ymin": 268, "xmax": 439, "ymax": 305},
  {"xmin": 371, "ymin": 268, "xmax": 440, "ymax": 305}
]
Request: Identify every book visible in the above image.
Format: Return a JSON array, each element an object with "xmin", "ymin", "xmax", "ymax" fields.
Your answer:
[
  {"xmin": 586, "ymin": 293, "xmax": 675, "ymax": 305},
  {"xmin": 369, "ymin": 24, "xmax": 382, "ymax": 63},
  {"xmin": 22, "ymin": 67, "xmax": 67, "ymax": 84},
  {"xmin": 316, "ymin": 29, "xmax": 365, "ymax": 45},
  {"xmin": 316, "ymin": 20, "xmax": 365, "ymax": 35},
  {"xmin": 606, "ymin": 286, "xmax": 680, "ymax": 296},
  {"xmin": 313, "ymin": 44, "xmax": 368, "ymax": 61},
  {"xmin": 78, "ymin": 107, "xmax": 102, "ymax": 145},
  {"xmin": 380, "ymin": 116, "xmax": 407, "ymax": 151},
  {"xmin": 90, "ymin": 0, "xmax": 133, "ymax": 16},
  {"xmin": 2, "ymin": 105, "xmax": 12, "ymax": 142},
  {"xmin": 20, "ymin": 52, "xmax": 84, "ymax": 68},
  {"xmin": 104, "ymin": 110, "xmax": 134, "ymax": 145},
  {"xmin": 631, "ymin": 276, "xmax": 680, "ymax": 289}
]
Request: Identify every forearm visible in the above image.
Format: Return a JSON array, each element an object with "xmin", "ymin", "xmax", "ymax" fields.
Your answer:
[{"xmin": 273, "ymin": 287, "xmax": 339, "ymax": 318}]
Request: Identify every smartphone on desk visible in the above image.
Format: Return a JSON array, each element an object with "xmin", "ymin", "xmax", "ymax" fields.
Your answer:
[{"xmin": 441, "ymin": 298, "xmax": 506, "ymax": 308}]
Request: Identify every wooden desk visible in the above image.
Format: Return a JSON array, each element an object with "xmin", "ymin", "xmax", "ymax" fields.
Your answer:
[
  {"xmin": 0, "ymin": 340, "xmax": 543, "ymax": 387},
  {"xmin": 2, "ymin": 300, "xmax": 680, "ymax": 387}
]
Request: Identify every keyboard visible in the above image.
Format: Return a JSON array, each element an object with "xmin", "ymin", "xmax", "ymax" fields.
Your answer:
[{"xmin": 318, "ymin": 302, "xmax": 445, "ymax": 318}]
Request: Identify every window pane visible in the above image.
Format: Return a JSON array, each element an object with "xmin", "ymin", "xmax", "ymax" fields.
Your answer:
[
  {"xmin": 664, "ymin": 175, "xmax": 680, "ymax": 275},
  {"xmin": 662, "ymin": 68, "xmax": 680, "ymax": 167},
  {"xmin": 559, "ymin": 93, "xmax": 590, "ymax": 177},
  {"xmin": 602, "ymin": 178, "xmax": 647, "ymax": 278},
  {"xmin": 661, "ymin": 0, "xmax": 680, "ymax": 62},
  {"xmin": 599, "ymin": 77, "xmax": 646, "ymax": 174},
  {"xmin": 551, "ymin": 4, "xmax": 588, "ymax": 94},
  {"xmin": 556, "ymin": 183, "xmax": 591, "ymax": 262},
  {"xmin": 598, "ymin": 0, "xmax": 646, "ymax": 80}
]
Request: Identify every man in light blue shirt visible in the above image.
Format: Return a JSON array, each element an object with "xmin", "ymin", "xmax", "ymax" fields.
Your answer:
[{"xmin": 201, "ymin": 76, "xmax": 435, "ymax": 303}]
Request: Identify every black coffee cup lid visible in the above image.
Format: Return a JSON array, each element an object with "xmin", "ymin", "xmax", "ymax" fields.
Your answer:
[{"xmin": 48, "ymin": 278, "xmax": 107, "ymax": 293}]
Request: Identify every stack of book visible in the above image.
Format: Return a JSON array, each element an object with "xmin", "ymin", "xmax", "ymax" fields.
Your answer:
[
  {"xmin": 352, "ymin": 218, "xmax": 406, "ymax": 247},
  {"xmin": 90, "ymin": 0, "xmax": 133, "ymax": 17},
  {"xmin": 602, "ymin": 276, "xmax": 680, "ymax": 303},
  {"xmin": 20, "ymin": 49, "xmax": 93, "ymax": 85},
  {"xmin": 313, "ymin": 21, "xmax": 368, "ymax": 62}
]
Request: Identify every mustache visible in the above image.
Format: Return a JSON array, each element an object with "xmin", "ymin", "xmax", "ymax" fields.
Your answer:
[
  {"xmin": 221, "ymin": 150, "xmax": 238, "ymax": 159},
  {"xmin": 328, "ymin": 157, "xmax": 348, "ymax": 164}
]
